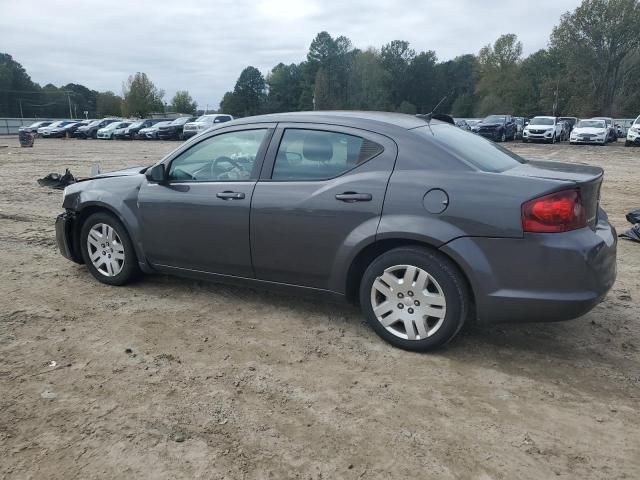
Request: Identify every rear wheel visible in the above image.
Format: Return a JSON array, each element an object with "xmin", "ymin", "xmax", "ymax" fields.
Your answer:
[
  {"xmin": 359, "ymin": 247, "xmax": 470, "ymax": 352},
  {"xmin": 500, "ymin": 131, "xmax": 506, "ymax": 142},
  {"xmin": 80, "ymin": 212, "xmax": 140, "ymax": 286}
]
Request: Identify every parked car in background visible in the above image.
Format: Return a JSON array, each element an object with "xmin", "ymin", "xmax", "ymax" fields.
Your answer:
[
  {"xmin": 139, "ymin": 121, "xmax": 174, "ymax": 139},
  {"xmin": 54, "ymin": 111, "xmax": 616, "ymax": 352},
  {"xmin": 182, "ymin": 114, "xmax": 234, "ymax": 139},
  {"xmin": 475, "ymin": 115, "xmax": 517, "ymax": 142},
  {"xmin": 558, "ymin": 117, "xmax": 578, "ymax": 133},
  {"xmin": 514, "ymin": 117, "xmax": 526, "ymax": 139},
  {"xmin": 157, "ymin": 116, "xmax": 196, "ymax": 140},
  {"xmin": 467, "ymin": 119, "xmax": 481, "ymax": 133},
  {"xmin": 129, "ymin": 118, "xmax": 170, "ymax": 139},
  {"xmin": 614, "ymin": 123, "xmax": 625, "ymax": 138},
  {"xmin": 569, "ymin": 119, "xmax": 609, "ymax": 145},
  {"xmin": 453, "ymin": 118, "xmax": 471, "ymax": 131},
  {"xmin": 626, "ymin": 115, "xmax": 640, "ymax": 147},
  {"xmin": 38, "ymin": 120, "xmax": 78, "ymax": 137},
  {"xmin": 52, "ymin": 121, "xmax": 89, "ymax": 138},
  {"xmin": 19, "ymin": 121, "xmax": 52, "ymax": 134},
  {"xmin": 592, "ymin": 117, "xmax": 617, "ymax": 142},
  {"xmin": 74, "ymin": 118, "xmax": 121, "ymax": 139},
  {"xmin": 522, "ymin": 116, "xmax": 563, "ymax": 143},
  {"xmin": 558, "ymin": 120, "xmax": 571, "ymax": 141},
  {"xmin": 113, "ymin": 123, "xmax": 133, "ymax": 140},
  {"xmin": 97, "ymin": 121, "xmax": 132, "ymax": 139}
]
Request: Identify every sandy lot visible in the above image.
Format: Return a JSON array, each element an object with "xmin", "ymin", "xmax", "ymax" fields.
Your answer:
[{"xmin": 0, "ymin": 136, "xmax": 638, "ymax": 479}]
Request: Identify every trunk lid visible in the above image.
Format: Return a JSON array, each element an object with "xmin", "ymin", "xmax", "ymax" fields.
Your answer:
[{"xmin": 508, "ymin": 160, "xmax": 603, "ymax": 229}]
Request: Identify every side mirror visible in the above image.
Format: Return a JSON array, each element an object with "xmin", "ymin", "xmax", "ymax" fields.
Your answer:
[{"xmin": 146, "ymin": 164, "xmax": 166, "ymax": 183}]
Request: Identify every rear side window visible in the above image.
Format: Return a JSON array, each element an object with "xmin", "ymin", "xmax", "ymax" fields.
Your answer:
[
  {"xmin": 415, "ymin": 124, "xmax": 526, "ymax": 172},
  {"xmin": 272, "ymin": 129, "xmax": 383, "ymax": 180}
]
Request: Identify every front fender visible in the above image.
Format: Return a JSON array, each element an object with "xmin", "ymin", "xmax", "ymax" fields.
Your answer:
[{"xmin": 63, "ymin": 175, "xmax": 149, "ymax": 270}]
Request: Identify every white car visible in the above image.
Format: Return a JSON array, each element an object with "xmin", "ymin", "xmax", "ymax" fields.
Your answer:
[
  {"xmin": 591, "ymin": 117, "xmax": 617, "ymax": 142},
  {"xmin": 626, "ymin": 115, "xmax": 640, "ymax": 147},
  {"xmin": 522, "ymin": 116, "xmax": 563, "ymax": 143},
  {"xmin": 139, "ymin": 121, "xmax": 174, "ymax": 139},
  {"xmin": 182, "ymin": 114, "xmax": 234, "ymax": 139},
  {"xmin": 570, "ymin": 119, "xmax": 608, "ymax": 145},
  {"xmin": 97, "ymin": 121, "xmax": 130, "ymax": 139}
]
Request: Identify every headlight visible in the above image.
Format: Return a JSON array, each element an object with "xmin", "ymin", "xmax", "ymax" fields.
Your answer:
[{"xmin": 631, "ymin": 127, "xmax": 639, "ymax": 133}]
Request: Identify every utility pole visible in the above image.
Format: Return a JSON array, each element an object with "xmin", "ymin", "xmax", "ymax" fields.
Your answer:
[
  {"xmin": 18, "ymin": 98, "xmax": 24, "ymax": 118},
  {"xmin": 67, "ymin": 92, "xmax": 73, "ymax": 118}
]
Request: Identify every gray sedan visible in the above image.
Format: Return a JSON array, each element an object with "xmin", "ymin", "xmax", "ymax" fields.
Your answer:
[{"xmin": 55, "ymin": 111, "xmax": 617, "ymax": 351}]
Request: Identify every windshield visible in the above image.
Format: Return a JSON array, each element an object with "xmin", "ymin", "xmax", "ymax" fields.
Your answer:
[
  {"xmin": 86, "ymin": 120, "xmax": 101, "ymax": 127},
  {"xmin": 173, "ymin": 117, "xmax": 192, "ymax": 125},
  {"xmin": 594, "ymin": 118, "xmax": 612, "ymax": 126},
  {"xmin": 415, "ymin": 124, "xmax": 526, "ymax": 173},
  {"xmin": 129, "ymin": 121, "xmax": 143, "ymax": 128},
  {"xmin": 529, "ymin": 117, "xmax": 554, "ymax": 126},
  {"xmin": 195, "ymin": 115, "xmax": 211, "ymax": 122},
  {"xmin": 483, "ymin": 115, "xmax": 505, "ymax": 123},
  {"xmin": 577, "ymin": 120, "xmax": 605, "ymax": 129},
  {"xmin": 634, "ymin": 116, "xmax": 640, "ymax": 125}
]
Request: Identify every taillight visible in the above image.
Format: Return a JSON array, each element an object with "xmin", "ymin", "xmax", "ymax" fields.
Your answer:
[{"xmin": 522, "ymin": 189, "xmax": 586, "ymax": 233}]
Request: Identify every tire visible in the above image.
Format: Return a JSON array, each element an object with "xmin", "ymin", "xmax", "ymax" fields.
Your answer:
[
  {"xmin": 550, "ymin": 134, "xmax": 556, "ymax": 144},
  {"xmin": 80, "ymin": 212, "xmax": 140, "ymax": 286},
  {"xmin": 359, "ymin": 247, "xmax": 470, "ymax": 352},
  {"xmin": 500, "ymin": 131, "xmax": 506, "ymax": 142},
  {"xmin": 91, "ymin": 130, "xmax": 97, "ymax": 139}
]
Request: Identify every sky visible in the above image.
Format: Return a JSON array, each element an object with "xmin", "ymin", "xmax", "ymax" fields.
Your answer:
[{"xmin": 0, "ymin": 0, "xmax": 583, "ymax": 110}]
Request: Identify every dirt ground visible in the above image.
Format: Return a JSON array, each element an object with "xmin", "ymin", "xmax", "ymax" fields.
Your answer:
[{"xmin": 0, "ymin": 136, "xmax": 638, "ymax": 480}]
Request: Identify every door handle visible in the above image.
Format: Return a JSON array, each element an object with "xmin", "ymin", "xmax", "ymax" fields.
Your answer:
[
  {"xmin": 216, "ymin": 191, "xmax": 245, "ymax": 200},
  {"xmin": 335, "ymin": 192, "xmax": 372, "ymax": 202}
]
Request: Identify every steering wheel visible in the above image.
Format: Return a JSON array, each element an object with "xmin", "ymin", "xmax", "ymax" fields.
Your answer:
[{"xmin": 210, "ymin": 156, "xmax": 243, "ymax": 179}]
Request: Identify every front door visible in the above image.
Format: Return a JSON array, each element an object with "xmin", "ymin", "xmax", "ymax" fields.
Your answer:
[
  {"xmin": 138, "ymin": 126, "xmax": 274, "ymax": 277},
  {"xmin": 250, "ymin": 124, "xmax": 397, "ymax": 291}
]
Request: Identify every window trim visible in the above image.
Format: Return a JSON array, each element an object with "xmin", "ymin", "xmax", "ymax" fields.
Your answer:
[
  {"xmin": 262, "ymin": 125, "xmax": 386, "ymax": 182},
  {"xmin": 161, "ymin": 125, "xmax": 275, "ymax": 184}
]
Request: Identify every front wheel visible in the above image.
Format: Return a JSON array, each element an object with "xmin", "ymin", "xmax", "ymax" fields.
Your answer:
[
  {"xmin": 359, "ymin": 247, "xmax": 470, "ymax": 352},
  {"xmin": 80, "ymin": 212, "xmax": 140, "ymax": 286},
  {"xmin": 500, "ymin": 132, "xmax": 506, "ymax": 142}
]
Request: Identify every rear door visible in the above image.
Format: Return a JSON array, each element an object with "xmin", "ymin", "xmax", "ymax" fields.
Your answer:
[{"xmin": 250, "ymin": 124, "xmax": 397, "ymax": 291}]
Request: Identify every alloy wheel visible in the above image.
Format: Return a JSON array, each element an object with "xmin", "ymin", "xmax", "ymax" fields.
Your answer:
[
  {"xmin": 86, "ymin": 223, "xmax": 125, "ymax": 277},
  {"xmin": 370, "ymin": 265, "xmax": 447, "ymax": 340}
]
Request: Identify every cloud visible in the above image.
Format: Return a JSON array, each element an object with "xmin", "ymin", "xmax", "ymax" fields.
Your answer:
[{"xmin": 0, "ymin": 0, "xmax": 581, "ymax": 109}]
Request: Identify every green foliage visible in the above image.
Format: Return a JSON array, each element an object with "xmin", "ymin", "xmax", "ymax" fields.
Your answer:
[
  {"xmin": 550, "ymin": 0, "xmax": 640, "ymax": 116},
  {"xmin": 170, "ymin": 90, "xmax": 197, "ymax": 114},
  {"xmin": 122, "ymin": 72, "xmax": 165, "ymax": 117},
  {"xmin": 219, "ymin": 66, "xmax": 266, "ymax": 117},
  {"xmin": 96, "ymin": 91, "xmax": 122, "ymax": 117}
]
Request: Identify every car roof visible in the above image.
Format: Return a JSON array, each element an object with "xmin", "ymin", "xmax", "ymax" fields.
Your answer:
[
  {"xmin": 230, "ymin": 110, "xmax": 435, "ymax": 131},
  {"xmin": 533, "ymin": 116, "xmax": 555, "ymax": 119}
]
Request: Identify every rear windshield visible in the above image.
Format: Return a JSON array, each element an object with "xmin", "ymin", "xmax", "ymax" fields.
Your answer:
[{"xmin": 414, "ymin": 124, "xmax": 526, "ymax": 173}]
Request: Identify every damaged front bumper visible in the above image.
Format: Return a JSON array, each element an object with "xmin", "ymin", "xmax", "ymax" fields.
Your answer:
[{"xmin": 56, "ymin": 211, "xmax": 83, "ymax": 264}]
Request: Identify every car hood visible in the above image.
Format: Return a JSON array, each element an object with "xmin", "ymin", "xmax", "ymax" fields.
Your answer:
[
  {"xmin": 73, "ymin": 166, "xmax": 147, "ymax": 184},
  {"xmin": 573, "ymin": 127, "xmax": 606, "ymax": 135}
]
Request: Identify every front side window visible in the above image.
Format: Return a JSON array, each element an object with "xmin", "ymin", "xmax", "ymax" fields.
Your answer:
[
  {"xmin": 168, "ymin": 129, "xmax": 268, "ymax": 182},
  {"xmin": 272, "ymin": 129, "xmax": 383, "ymax": 180}
]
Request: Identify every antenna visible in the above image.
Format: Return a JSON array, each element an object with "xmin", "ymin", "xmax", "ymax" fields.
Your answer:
[{"xmin": 416, "ymin": 94, "xmax": 449, "ymax": 135}]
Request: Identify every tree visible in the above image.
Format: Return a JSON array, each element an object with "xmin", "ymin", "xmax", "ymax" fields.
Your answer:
[
  {"xmin": 0, "ymin": 53, "xmax": 40, "ymax": 117},
  {"xmin": 265, "ymin": 63, "xmax": 304, "ymax": 112},
  {"xmin": 346, "ymin": 48, "xmax": 390, "ymax": 110},
  {"xmin": 96, "ymin": 91, "xmax": 122, "ymax": 117},
  {"xmin": 122, "ymin": 72, "xmax": 164, "ymax": 117},
  {"xmin": 220, "ymin": 66, "xmax": 266, "ymax": 117},
  {"xmin": 550, "ymin": 0, "xmax": 640, "ymax": 116},
  {"xmin": 170, "ymin": 90, "xmax": 197, "ymax": 114},
  {"xmin": 475, "ymin": 34, "xmax": 523, "ymax": 115},
  {"xmin": 381, "ymin": 40, "xmax": 416, "ymax": 108}
]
